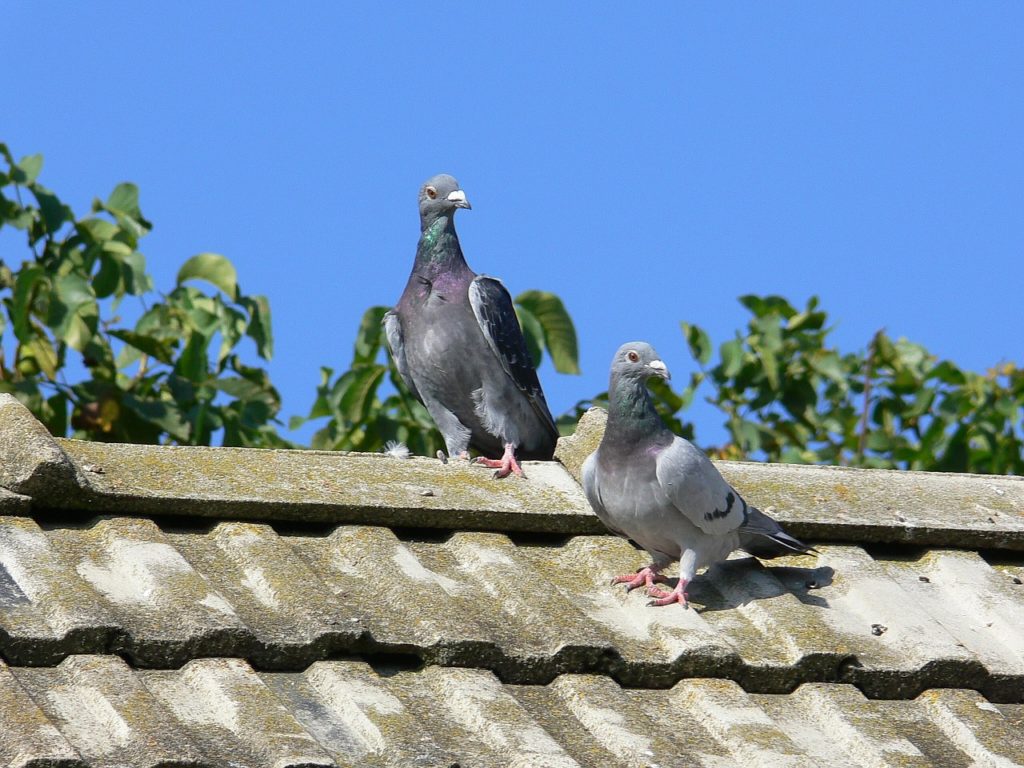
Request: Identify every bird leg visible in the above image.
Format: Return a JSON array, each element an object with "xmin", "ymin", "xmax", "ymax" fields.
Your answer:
[
  {"xmin": 611, "ymin": 566, "xmax": 668, "ymax": 593},
  {"xmin": 475, "ymin": 443, "xmax": 524, "ymax": 478},
  {"xmin": 647, "ymin": 578, "xmax": 690, "ymax": 608}
]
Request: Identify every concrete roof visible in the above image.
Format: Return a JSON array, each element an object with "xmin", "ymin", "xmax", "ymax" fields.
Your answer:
[{"xmin": 2, "ymin": 393, "xmax": 1024, "ymax": 767}]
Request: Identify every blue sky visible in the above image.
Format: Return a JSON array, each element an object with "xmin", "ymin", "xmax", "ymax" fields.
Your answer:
[{"xmin": 5, "ymin": 4, "xmax": 1022, "ymax": 448}]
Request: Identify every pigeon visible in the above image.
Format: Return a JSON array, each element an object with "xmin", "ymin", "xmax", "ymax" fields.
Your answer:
[
  {"xmin": 581, "ymin": 341, "xmax": 814, "ymax": 607},
  {"xmin": 384, "ymin": 174, "xmax": 559, "ymax": 478}
]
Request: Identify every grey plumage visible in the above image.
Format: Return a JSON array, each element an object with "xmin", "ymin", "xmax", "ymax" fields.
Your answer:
[
  {"xmin": 582, "ymin": 341, "xmax": 813, "ymax": 606},
  {"xmin": 384, "ymin": 174, "xmax": 558, "ymax": 476}
]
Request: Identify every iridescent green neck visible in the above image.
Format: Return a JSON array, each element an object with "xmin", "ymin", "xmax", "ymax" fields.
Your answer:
[
  {"xmin": 605, "ymin": 374, "xmax": 665, "ymax": 445},
  {"xmin": 420, "ymin": 216, "xmax": 446, "ymax": 250},
  {"xmin": 415, "ymin": 215, "xmax": 466, "ymax": 271}
]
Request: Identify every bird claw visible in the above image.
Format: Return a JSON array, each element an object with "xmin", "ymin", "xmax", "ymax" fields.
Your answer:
[
  {"xmin": 611, "ymin": 566, "xmax": 667, "ymax": 592},
  {"xmin": 646, "ymin": 583, "xmax": 690, "ymax": 608},
  {"xmin": 436, "ymin": 450, "xmax": 448, "ymax": 464},
  {"xmin": 475, "ymin": 444, "xmax": 524, "ymax": 478}
]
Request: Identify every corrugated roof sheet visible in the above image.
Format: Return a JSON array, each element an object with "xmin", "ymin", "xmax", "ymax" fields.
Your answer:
[
  {"xmin": 2, "ymin": 394, "xmax": 1024, "ymax": 767},
  {"xmin": 2, "ymin": 657, "xmax": 1023, "ymax": 768},
  {"xmin": 2, "ymin": 515, "xmax": 1024, "ymax": 701}
]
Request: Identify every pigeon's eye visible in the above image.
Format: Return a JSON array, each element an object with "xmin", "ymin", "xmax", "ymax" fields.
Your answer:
[
  {"xmin": 425, "ymin": 186, "xmax": 438, "ymax": 199},
  {"xmin": 627, "ymin": 351, "xmax": 640, "ymax": 363}
]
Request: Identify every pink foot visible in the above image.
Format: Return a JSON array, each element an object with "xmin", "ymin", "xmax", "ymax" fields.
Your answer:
[
  {"xmin": 475, "ymin": 443, "xmax": 523, "ymax": 478},
  {"xmin": 647, "ymin": 579, "xmax": 690, "ymax": 608},
  {"xmin": 611, "ymin": 566, "xmax": 668, "ymax": 593}
]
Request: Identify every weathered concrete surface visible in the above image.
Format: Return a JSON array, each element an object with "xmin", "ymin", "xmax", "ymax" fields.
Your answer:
[
  {"xmin": 4, "ymin": 657, "xmax": 1023, "ymax": 768},
  {"xmin": 554, "ymin": 406, "xmax": 606, "ymax": 483},
  {"xmin": 30, "ymin": 434, "xmax": 1024, "ymax": 551},
  {"xmin": 0, "ymin": 401, "xmax": 1019, "ymax": 550},
  {"xmin": 724, "ymin": 460, "xmax": 1024, "ymax": 551},
  {"xmin": 0, "ymin": 658, "xmax": 79, "ymax": 768},
  {"xmin": 0, "ymin": 394, "xmax": 81, "ymax": 504},
  {"xmin": 55, "ymin": 438, "xmax": 602, "ymax": 533},
  {"xmin": 3, "ymin": 514, "xmax": 1024, "ymax": 700},
  {"xmin": 0, "ymin": 487, "xmax": 30, "ymax": 514}
]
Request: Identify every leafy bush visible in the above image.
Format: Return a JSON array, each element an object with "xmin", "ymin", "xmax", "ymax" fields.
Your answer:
[
  {"xmin": 0, "ymin": 144, "xmax": 286, "ymax": 446},
  {"xmin": 678, "ymin": 295, "xmax": 1023, "ymax": 473}
]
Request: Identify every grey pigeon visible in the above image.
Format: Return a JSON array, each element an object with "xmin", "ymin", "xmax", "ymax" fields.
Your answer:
[
  {"xmin": 582, "ymin": 342, "xmax": 814, "ymax": 606},
  {"xmin": 384, "ymin": 174, "xmax": 559, "ymax": 478}
]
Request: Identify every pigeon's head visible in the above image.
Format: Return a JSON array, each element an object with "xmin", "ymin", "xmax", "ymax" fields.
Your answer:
[
  {"xmin": 419, "ymin": 174, "xmax": 471, "ymax": 225},
  {"xmin": 611, "ymin": 342, "xmax": 671, "ymax": 382}
]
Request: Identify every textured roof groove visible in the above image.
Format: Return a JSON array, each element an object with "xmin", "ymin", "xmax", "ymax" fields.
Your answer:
[
  {"xmin": 3, "ymin": 513, "xmax": 1024, "ymax": 702},
  {"xmin": 4, "ymin": 657, "xmax": 1023, "ymax": 768}
]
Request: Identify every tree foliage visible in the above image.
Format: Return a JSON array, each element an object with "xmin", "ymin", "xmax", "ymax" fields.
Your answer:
[
  {"xmin": 0, "ymin": 144, "xmax": 286, "ymax": 446},
  {"xmin": 676, "ymin": 295, "xmax": 1023, "ymax": 474},
  {"xmin": 4, "ymin": 143, "xmax": 1020, "ymax": 475}
]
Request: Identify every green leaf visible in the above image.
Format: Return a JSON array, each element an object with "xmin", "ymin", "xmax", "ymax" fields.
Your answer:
[
  {"xmin": 739, "ymin": 294, "xmax": 796, "ymax": 319},
  {"xmin": 808, "ymin": 351, "xmax": 846, "ymax": 383},
  {"xmin": 136, "ymin": 304, "xmax": 180, "ymax": 341},
  {"xmin": 514, "ymin": 304, "xmax": 545, "ymax": 370},
  {"xmin": 60, "ymin": 303, "xmax": 99, "ymax": 352},
  {"xmin": 121, "ymin": 394, "xmax": 191, "ymax": 443},
  {"xmin": 92, "ymin": 253, "xmax": 121, "ymax": 298},
  {"xmin": 735, "ymin": 419, "xmax": 762, "ymax": 452},
  {"xmin": 15, "ymin": 154, "xmax": 44, "ymax": 183},
  {"xmin": 176, "ymin": 293, "xmax": 221, "ymax": 336},
  {"xmin": 106, "ymin": 183, "xmax": 141, "ymax": 217},
  {"xmin": 242, "ymin": 295, "xmax": 273, "ymax": 360},
  {"xmin": 174, "ymin": 330, "xmax": 210, "ymax": 382},
  {"xmin": 354, "ymin": 305, "xmax": 388, "ymax": 364},
  {"xmin": 340, "ymin": 364, "xmax": 387, "ymax": 423},
  {"xmin": 681, "ymin": 322, "xmax": 712, "ymax": 366},
  {"xmin": 54, "ymin": 272, "xmax": 94, "ymax": 308},
  {"xmin": 31, "ymin": 185, "xmax": 72, "ymax": 233},
  {"xmin": 19, "ymin": 337, "xmax": 59, "ymax": 379},
  {"xmin": 12, "ymin": 266, "xmax": 47, "ymax": 341},
  {"xmin": 109, "ymin": 330, "xmax": 175, "ymax": 365},
  {"xmin": 122, "ymin": 250, "xmax": 152, "ymax": 295},
  {"xmin": 48, "ymin": 275, "xmax": 99, "ymax": 351},
  {"xmin": 929, "ymin": 360, "xmax": 967, "ymax": 386},
  {"xmin": 752, "ymin": 341, "xmax": 780, "ymax": 390},
  {"xmin": 77, "ymin": 217, "xmax": 119, "ymax": 244},
  {"xmin": 101, "ymin": 239, "xmax": 133, "ymax": 256},
  {"xmin": 211, "ymin": 376, "xmax": 267, "ymax": 401},
  {"xmin": 515, "ymin": 290, "xmax": 580, "ymax": 374},
  {"xmin": 719, "ymin": 338, "xmax": 744, "ymax": 379},
  {"xmin": 177, "ymin": 253, "xmax": 239, "ymax": 300},
  {"xmin": 786, "ymin": 305, "xmax": 827, "ymax": 332}
]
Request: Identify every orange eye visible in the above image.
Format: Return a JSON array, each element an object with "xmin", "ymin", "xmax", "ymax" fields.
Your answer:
[
  {"xmin": 627, "ymin": 351, "xmax": 640, "ymax": 362},
  {"xmin": 425, "ymin": 186, "xmax": 437, "ymax": 199}
]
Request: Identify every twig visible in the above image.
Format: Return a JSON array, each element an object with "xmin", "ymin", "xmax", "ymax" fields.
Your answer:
[{"xmin": 856, "ymin": 329, "xmax": 883, "ymax": 464}]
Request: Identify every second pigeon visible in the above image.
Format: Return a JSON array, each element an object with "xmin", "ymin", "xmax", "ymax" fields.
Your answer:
[{"xmin": 582, "ymin": 341, "xmax": 814, "ymax": 606}]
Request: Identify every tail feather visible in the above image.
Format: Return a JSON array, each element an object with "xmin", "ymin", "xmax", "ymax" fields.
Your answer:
[{"xmin": 739, "ymin": 506, "xmax": 816, "ymax": 559}]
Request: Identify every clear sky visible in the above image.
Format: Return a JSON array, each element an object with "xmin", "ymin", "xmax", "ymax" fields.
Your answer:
[{"xmin": 5, "ymin": 4, "xmax": 1022, "ymax": 448}]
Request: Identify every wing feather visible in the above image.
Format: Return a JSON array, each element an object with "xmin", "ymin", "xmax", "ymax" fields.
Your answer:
[
  {"xmin": 468, "ymin": 276, "xmax": 558, "ymax": 440},
  {"xmin": 383, "ymin": 310, "xmax": 422, "ymax": 403},
  {"xmin": 655, "ymin": 437, "xmax": 748, "ymax": 536}
]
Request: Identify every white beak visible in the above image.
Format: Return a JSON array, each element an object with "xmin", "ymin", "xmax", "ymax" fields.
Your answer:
[
  {"xmin": 446, "ymin": 189, "xmax": 471, "ymax": 209},
  {"xmin": 647, "ymin": 359, "xmax": 670, "ymax": 380}
]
